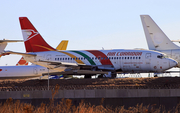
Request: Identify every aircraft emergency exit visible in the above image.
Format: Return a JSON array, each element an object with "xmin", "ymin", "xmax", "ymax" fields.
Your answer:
[
  {"xmin": 4, "ymin": 17, "xmax": 177, "ymax": 78},
  {"xmin": 140, "ymin": 15, "xmax": 180, "ymax": 67}
]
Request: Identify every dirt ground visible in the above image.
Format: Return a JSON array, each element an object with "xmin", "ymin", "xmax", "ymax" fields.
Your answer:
[{"xmin": 0, "ymin": 77, "xmax": 179, "ymax": 91}]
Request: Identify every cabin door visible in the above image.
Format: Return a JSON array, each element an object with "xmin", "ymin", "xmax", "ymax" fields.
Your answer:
[{"xmin": 145, "ymin": 53, "xmax": 151, "ymax": 70}]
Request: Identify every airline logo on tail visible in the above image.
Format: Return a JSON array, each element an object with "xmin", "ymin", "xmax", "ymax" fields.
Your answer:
[{"xmin": 22, "ymin": 29, "xmax": 39, "ymax": 41}]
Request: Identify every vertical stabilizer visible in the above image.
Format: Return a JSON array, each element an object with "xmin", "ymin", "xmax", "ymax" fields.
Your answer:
[
  {"xmin": 56, "ymin": 40, "xmax": 68, "ymax": 50},
  {"xmin": 140, "ymin": 15, "xmax": 180, "ymax": 50},
  {"xmin": 19, "ymin": 17, "xmax": 56, "ymax": 52},
  {"xmin": 16, "ymin": 57, "xmax": 28, "ymax": 66}
]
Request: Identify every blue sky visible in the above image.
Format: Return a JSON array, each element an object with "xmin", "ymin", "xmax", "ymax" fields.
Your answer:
[{"xmin": 0, "ymin": 0, "xmax": 180, "ymax": 66}]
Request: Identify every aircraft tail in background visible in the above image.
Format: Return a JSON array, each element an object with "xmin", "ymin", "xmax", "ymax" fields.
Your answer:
[
  {"xmin": 16, "ymin": 57, "xmax": 28, "ymax": 66},
  {"xmin": 56, "ymin": 40, "xmax": 68, "ymax": 50},
  {"xmin": 19, "ymin": 17, "xmax": 56, "ymax": 52},
  {"xmin": 140, "ymin": 15, "xmax": 180, "ymax": 50}
]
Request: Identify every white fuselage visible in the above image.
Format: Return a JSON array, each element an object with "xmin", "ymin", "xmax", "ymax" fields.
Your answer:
[
  {"xmin": 0, "ymin": 65, "xmax": 56, "ymax": 79},
  {"xmin": 23, "ymin": 49, "xmax": 177, "ymax": 73},
  {"xmin": 159, "ymin": 49, "xmax": 180, "ymax": 67}
]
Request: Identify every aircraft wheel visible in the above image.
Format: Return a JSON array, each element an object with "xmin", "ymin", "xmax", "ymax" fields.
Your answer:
[
  {"xmin": 84, "ymin": 75, "xmax": 91, "ymax": 79},
  {"xmin": 111, "ymin": 73, "xmax": 117, "ymax": 78},
  {"xmin": 98, "ymin": 74, "xmax": 104, "ymax": 78}
]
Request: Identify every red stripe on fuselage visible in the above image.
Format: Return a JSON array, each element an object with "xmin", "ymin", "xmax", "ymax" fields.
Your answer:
[{"xmin": 86, "ymin": 50, "xmax": 113, "ymax": 65}]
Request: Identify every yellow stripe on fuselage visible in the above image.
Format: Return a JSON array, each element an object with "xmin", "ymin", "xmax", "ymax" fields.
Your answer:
[{"xmin": 59, "ymin": 51, "xmax": 84, "ymax": 64}]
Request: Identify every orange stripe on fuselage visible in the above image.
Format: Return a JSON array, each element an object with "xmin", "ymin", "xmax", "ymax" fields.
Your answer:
[
  {"xmin": 59, "ymin": 51, "xmax": 84, "ymax": 64},
  {"xmin": 33, "ymin": 45, "xmax": 56, "ymax": 51}
]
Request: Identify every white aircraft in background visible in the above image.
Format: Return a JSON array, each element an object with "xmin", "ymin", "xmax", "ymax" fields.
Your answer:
[
  {"xmin": 0, "ymin": 40, "xmax": 68, "ymax": 79},
  {"xmin": 4, "ymin": 17, "xmax": 177, "ymax": 78},
  {"xmin": 140, "ymin": 15, "xmax": 180, "ymax": 67}
]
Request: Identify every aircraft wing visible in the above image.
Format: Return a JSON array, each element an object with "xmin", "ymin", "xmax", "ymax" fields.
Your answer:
[
  {"xmin": 3, "ymin": 51, "xmax": 36, "ymax": 56},
  {"xmin": 42, "ymin": 70, "xmax": 109, "ymax": 76},
  {"xmin": 39, "ymin": 60, "xmax": 79, "ymax": 66},
  {"xmin": 0, "ymin": 40, "xmax": 24, "ymax": 54},
  {"xmin": 38, "ymin": 60, "xmax": 93, "ymax": 69}
]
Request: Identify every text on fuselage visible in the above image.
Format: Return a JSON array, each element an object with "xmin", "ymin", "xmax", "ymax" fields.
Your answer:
[{"xmin": 107, "ymin": 52, "xmax": 142, "ymax": 56}]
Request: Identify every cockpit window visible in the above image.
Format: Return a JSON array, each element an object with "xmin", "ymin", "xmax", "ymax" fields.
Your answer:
[{"xmin": 157, "ymin": 54, "xmax": 165, "ymax": 59}]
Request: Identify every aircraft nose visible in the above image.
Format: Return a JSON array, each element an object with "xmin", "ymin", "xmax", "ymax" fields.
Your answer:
[{"xmin": 169, "ymin": 59, "xmax": 178, "ymax": 68}]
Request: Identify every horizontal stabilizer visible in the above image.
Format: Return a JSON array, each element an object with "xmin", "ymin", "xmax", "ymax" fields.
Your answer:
[
  {"xmin": 4, "ymin": 51, "xmax": 36, "ymax": 56},
  {"xmin": 0, "ymin": 40, "xmax": 23, "ymax": 43}
]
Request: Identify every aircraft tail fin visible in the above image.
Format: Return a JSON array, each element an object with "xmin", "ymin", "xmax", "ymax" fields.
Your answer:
[
  {"xmin": 140, "ymin": 15, "xmax": 180, "ymax": 50},
  {"xmin": 19, "ymin": 17, "xmax": 56, "ymax": 52},
  {"xmin": 56, "ymin": 40, "xmax": 68, "ymax": 50},
  {"xmin": 16, "ymin": 57, "xmax": 28, "ymax": 66}
]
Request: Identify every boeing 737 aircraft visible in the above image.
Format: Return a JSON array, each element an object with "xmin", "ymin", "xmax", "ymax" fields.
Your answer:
[
  {"xmin": 140, "ymin": 15, "xmax": 180, "ymax": 67},
  {"xmin": 4, "ymin": 17, "xmax": 177, "ymax": 78},
  {"xmin": 0, "ymin": 40, "xmax": 68, "ymax": 79}
]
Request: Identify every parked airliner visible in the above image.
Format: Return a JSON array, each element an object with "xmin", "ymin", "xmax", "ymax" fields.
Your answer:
[
  {"xmin": 4, "ymin": 17, "xmax": 177, "ymax": 78},
  {"xmin": 0, "ymin": 40, "xmax": 68, "ymax": 79},
  {"xmin": 140, "ymin": 15, "xmax": 180, "ymax": 67}
]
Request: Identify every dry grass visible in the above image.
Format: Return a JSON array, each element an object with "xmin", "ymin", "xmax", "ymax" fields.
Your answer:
[
  {"xmin": 0, "ymin": 83, "xmax": 179, "ymax": 113},
  {"xmin": 0, "ymin": 98, "xmax": 180, "ymax": 113}
]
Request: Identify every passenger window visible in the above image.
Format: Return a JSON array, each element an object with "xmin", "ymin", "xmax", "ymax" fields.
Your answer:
[
  {"xmin": 139, "ymin": 57, "xmax": 141, "ymax": 59},
  {"xmin": 122, "ymin": 57, "xmax": 124, "ymax": 59},
  {"xmin": 98, "ymin": 57, "xmax": 100, "ymax": 60},
  {"xmin": 92, "ymin": 57, "xmax": 94, "ymax": 60},
  {"xmin": 114, "ymin": 57, "xmax": 116, "ymax": 59},
  {"xmin": 117, "ymin": 57, "xmax": 118, "ymax": 59},
  {"xmin": 130, "ymin": 57, "xmax": 132, "ymax": 59},
  {"xmin": 73, "ymin": 58, "xmax": 75, "ymax": 60},
  {"xmin": 133, "ymin": 57, "xmax": 135, "ymax": 59},
  {"xmin": 125, "ymin": 57, "xmax": 126, "ymax": 59},
  {"xmin": 127, "ymin": 57, "xmax": 129, "ymax": 59},
  {"xmin": 119, "ymin": 57, "xmax": 121, "ymax": 59},
  {"xmin": 112, "ymin": 57, "xmax": 113, "ymax": 59},
  {"xmin": 65, "ymin": 58, "xmax": 67, "ymax": 60},
  {"xmin": 109, "ymin": 57, "xmax": 111, "ymax": 59}
]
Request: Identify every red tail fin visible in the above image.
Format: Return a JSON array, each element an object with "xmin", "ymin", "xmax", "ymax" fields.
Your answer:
[
  {"xmin": 16, "ymin": 57, "xmax": 28, "ymax": 66},
  {"xmin": 19, "ymin": 17, "xmax": 56, "ymax": 52}
]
